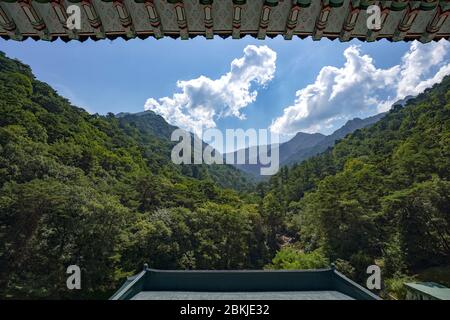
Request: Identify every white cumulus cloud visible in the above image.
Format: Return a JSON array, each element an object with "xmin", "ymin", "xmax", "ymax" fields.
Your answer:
[
  {"xmin": 270, "ymin": 40, "xmax": 450, "ymax": 136},
  {"xmin": 144, "ymin": 45, "xmax": 276, "ymax": 135}
]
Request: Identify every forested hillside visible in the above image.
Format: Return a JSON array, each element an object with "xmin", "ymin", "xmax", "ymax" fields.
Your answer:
[
  {"xmin": 261, "ymin": 76, "xmax": 450, "ymax": 297},
  {"xmin": 0, "ymin": 52, "xmax": 266, "ymax": 299},
  {"xmin": 0, "ymin": 50, "xmax": 448, "ymax": 300},
  {"xmin": 228, "ymin": 112, "xmax": 385, "ymax": 178},
  {"xmin": 116, "ymin": 111, "xmax": 255, "ymax": 191},
  {"xmin": 282, "ymin": 112, "xmax": 386, "ymax": 166}
]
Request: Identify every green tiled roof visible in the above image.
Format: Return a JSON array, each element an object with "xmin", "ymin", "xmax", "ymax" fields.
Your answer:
[
  {"xmin": 405, "ymin": 282, "xmax": 450, "ymax": 300},
  {"xmin": 110, "ymin": 266, "xmax": 381, "ymax": 300},
  {"xmin": 130, "ymin": 291, "xmax": 354, "ymax": 300}
]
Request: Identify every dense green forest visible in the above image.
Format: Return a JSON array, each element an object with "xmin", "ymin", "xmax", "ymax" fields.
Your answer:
[
  {"xmin": 260, "ymin": 75, "xmax": 450, "ymax": 298},
  {"xmin": 115, "ymin": 111, "xmax": 255, "ymax": 191},
  {"xmin": 0, "ymin": 51, "xmax": 449, "ymax": 299},
  {"xmin": 0, "ymin": 51, "xmax": 263, "ymax": 298}
]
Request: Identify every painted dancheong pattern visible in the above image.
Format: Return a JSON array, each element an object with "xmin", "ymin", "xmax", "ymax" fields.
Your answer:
[{"xmin": 0, "ymin": 0, "xmax": 448, "ymax": 42}]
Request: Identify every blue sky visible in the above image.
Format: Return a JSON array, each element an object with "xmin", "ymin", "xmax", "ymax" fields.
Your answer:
[{"xmin": 1, "ymin": 37, "xmax": 449, "ymax": 151}]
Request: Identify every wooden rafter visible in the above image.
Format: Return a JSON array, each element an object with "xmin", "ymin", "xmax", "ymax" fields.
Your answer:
[
  {"xmin": 312, "ymin": 0, "xmax": 344, "ymax": 40},
  {"xmin": 18, "ymin": 0, "xmax": 51, "ymax": 40},
  {"xmin": 257, "ymin": 1, "xmax": 278, "ymax": 40},
  {"xmin": 420, "ymin": 2, "xmax": 450, "ymax": 43},
  {"xmin": 393, "ymin": 2, "xmax": 421, "ymax": 41},
  {"xmin": 113, "ymin": 0, "xmax": 135, "ymax": 38},
  {"xmin": 200, "ymin": 0, "xmax": 213, "ymax": 39},
  {"xmin": 0, "ymin": 3, "xmax": 22, "ymax": 40},
  {"xmin": 284, "ymin": 2, "xmax": 302, "ymax": 40},
  {"xmin": 50, "ymin": 0, "xmax": 78, "ymax": 40},
  {"xmin": 312, "ymin": 1, "xmax": 331, "ymax": 40},
  {"xmin": 366, "ymin": 3, "xmax": 391, "ymax": 42},
  {"xmin": 143, "ymin": 0, "xmax": 163, "ymax": 39},
  {"xmin": 168, "ymin": 0, "xmax": 188, "ymax": 40},
  {"xmin": 79, "ymin": 0, "xmax": 105, "ymax": 39},
  {"xmin": 232, "ymin": 0, "xmax": 245, "ymax": 39},
  {"xmin": 339, "ymin": 0, "xmax": 361, "ymax": 42}
]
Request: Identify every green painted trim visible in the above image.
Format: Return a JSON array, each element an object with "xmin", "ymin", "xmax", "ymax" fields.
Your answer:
[
  {"xmin": 404, "ymin": 282, "xmax": 450, "ymax": 300},
  {"xmin": 332, "ymin": 270, "xmax": 381, "ymax": 300},
  {"xmin": 264, "ymin": 0, "xmax": 278, "ymax": 7},
  {"xmin": 359, "ymin": 0, "xmax": 377, "ymax": 10},
  {"xmin": 420, "ymin": 2, "xmax": 438, "ymax": 11},
  {"xmin": 329, "ymin": 0, "xmax": 345, "ymax": 8},
  {"xmin": 200, "ymin": 0, "xmax": 213, "ymax": 5},
  {"xmin": 295, "ymin": 0, "xmax": 311, "ymax": 8},
  {"xmin": 143, "ymin": 269, "xmax": 334, "ymax": 292},
  {"xmin": 110, "ymin": 270, "xmax": 147, "ymax": 300},
  {"xmin": 232, "ymin": 0, "xmax": 246, "ymax": 5},
  {"xmin": 391, "ymin": 1, "xmax": 409, "ymax": 11},
  {"xmin": 441, "ymin": 2, "xmax": 450, "ymax": 12},
  {"xmin": 111, "ymin": 268, "xmax": 381, "ymax": 300}
]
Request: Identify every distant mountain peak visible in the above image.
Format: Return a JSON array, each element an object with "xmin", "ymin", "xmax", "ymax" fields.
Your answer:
[
  {"xmin": 292, "ymin": 131, "xmax": 325, "ymax": 139},
  {"xmin": 346, "ymin": 117, "xmax": 362, "ymax": 123},
  {"xmin": 116, "ymin": 110, "xmax": 158, "ymax": 118},
  {"xmin": 393, "ymin": 95, "xmax": 415, "ymax": 107},
  {"xmin": 230, "ymin": 112, "xmax": 387, "ymax": 179}
]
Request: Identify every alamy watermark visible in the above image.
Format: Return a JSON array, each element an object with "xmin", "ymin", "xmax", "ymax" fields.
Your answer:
[
  {"xmin": 66, "ymin": 5, "xmax": 81, "ymax": 30},
  {"xmin": 66, "ymin": 265, "xmax": 81, "ymax": 290},
  {"xmin": 367, "ymin": 5, "xmax": 382, "ymax": 30},
  {"xmin": 171, "ymin": 128, "xmax": 280, "ymax": 176},
  {"xmin": 366, "ymin": 264, "xmax": 381, "ymax": 290}
]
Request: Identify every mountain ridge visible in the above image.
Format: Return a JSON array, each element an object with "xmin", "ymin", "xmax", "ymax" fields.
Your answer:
[
  {"xmin": 227, "ymin": 112, "xmax": 387, "ymax": 178},
  {"xmin": 114, "ymin": 109, "xmax": 256, "ymax": 190}
]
